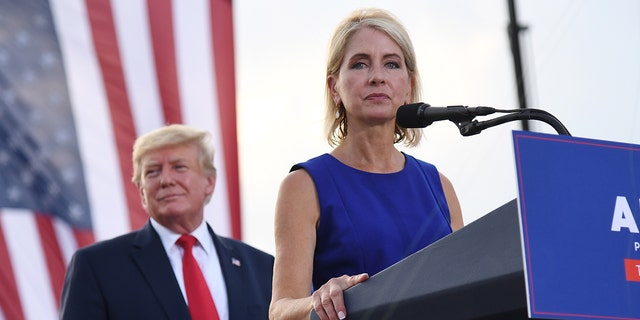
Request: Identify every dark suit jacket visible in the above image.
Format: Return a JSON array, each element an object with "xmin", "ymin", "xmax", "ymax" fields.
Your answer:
[{"xmin": 59, "ymin": 221, "xmax": 273, "ymax": 320}]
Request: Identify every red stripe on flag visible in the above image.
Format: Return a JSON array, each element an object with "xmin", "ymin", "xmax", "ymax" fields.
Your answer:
[
  {"xmin": 147, "ymin": 0, "xmax": 183, "ymax": 125},
  {"xmin": 210, "ymin": 0, "xmax": 242, "ymax": 240},
  {"xmin": 34, "ymin": 214, "xmax": 65, "ymax": 307},
  {"xmin": 0, "ymin": 213, "xmax": 26, "ymax": 320},
  {"xmin": 85, "ymin": 0, "xmax": 147, "ymax": 230},
  {"xmin": 73, "ymin": 229, "xmax": 95, "ymax": 249}
]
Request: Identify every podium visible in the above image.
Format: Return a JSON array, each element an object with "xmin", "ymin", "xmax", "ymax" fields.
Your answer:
[
  {"xmin": 310, "ymin": 131, "xmax": 640, "ymax": 319},
  {"xmin": 311, "ymin": 199, "xmax": 530, "ymax": 319}
]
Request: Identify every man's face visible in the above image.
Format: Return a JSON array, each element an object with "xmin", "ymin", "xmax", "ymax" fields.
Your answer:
[{"xmin": 138, "ymin": 143, "xmax": 215, "ymax": 232}]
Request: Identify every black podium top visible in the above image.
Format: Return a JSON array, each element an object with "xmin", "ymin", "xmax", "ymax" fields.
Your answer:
[{"xmin": 311, "ymin": 199, "xmax": 534, "ymax": 320}]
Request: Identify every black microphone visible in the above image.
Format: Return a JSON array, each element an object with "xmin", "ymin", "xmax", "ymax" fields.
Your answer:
[{"xmin": 396, "ymin": 103, "xmax": 496, "ymax": 128}]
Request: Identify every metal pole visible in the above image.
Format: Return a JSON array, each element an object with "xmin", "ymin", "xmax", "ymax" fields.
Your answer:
[{"xmin": 507, "ymin": 0, "xmax": 530, "ymax": 131}]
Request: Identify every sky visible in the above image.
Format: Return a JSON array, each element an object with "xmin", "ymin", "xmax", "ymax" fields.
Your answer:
[{"xmin": 233, "ymin": 0, "xmax": 640, "ymax": 254}]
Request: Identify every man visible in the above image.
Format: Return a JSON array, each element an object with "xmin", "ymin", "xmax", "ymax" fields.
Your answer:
[{"xmin": 60, "ymin": 124, "xmax": 273, "ymax": 319}]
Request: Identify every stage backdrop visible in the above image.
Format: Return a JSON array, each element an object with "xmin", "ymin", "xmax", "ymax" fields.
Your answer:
[{"xmin": 0, "ymin": 0, "xmax": 240, "ymax": 319}]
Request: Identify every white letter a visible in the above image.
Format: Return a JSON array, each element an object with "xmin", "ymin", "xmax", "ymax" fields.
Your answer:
[{"xmin": 611, "ymin": 196, "xmax": 639, "ymax": 233}]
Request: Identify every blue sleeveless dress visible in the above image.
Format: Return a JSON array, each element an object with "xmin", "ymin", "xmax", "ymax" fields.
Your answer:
[{"xmin": 292, "ymin": 153, "xmax": 453, "ymax": 289}]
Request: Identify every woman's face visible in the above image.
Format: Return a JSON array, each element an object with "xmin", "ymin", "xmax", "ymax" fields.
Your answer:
[{"xmin": 329, "ymin": 27, "xmax": 412, "ymax": 125}]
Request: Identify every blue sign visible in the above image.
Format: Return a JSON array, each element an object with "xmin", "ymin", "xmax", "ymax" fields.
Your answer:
[{"xmin": 513, "ymin": 130, "xmax": 640, "ymax": 319}]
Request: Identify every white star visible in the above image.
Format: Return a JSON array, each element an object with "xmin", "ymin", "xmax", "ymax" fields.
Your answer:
[
  {"xmin": 7, "ymin": 185, "xmax": 21, "ymax": 202},
  {"xmin": 67, "ymin": 203, "xmax": 85, "ymax": 222}
]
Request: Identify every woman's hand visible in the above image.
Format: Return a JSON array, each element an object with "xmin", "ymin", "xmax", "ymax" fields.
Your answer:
[{"xmin": 311, "ymin": 273, "xmax": 369, "ymax": 320}]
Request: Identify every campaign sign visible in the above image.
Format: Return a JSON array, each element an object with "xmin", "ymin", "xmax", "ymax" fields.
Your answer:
[{"xmin": 513, "ymin": 130, "xmax": 640, "ymax": 319}]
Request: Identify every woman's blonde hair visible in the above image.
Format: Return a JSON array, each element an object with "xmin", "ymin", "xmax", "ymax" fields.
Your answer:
[{"xmin": 325, "ymin": 8, "xmax": 423, "ymax": 147}]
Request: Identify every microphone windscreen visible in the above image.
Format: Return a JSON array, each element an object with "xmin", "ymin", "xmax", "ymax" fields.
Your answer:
[{"xmin": 396, "ymin": 103, "xmax": 428, "ymax": 128}]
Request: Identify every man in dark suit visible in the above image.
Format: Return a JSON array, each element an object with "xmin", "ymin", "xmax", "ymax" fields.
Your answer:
[{"xmin": 59, "ymin": 124, "xmax": 273, "ymax": 320}]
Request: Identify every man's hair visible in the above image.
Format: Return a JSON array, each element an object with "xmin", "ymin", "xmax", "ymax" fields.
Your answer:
[{"xmin": 131, "ymin": 124, "xmax": 216, "ymax": 187}]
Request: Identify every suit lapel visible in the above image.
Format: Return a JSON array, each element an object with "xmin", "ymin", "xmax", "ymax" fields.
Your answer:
[
  {"xmin": 207, "ymin": 224, "xmax": 247, "ymax": 319},
  {"xmin": 132, "ymin": 222, "xmax": 191, "ymax": 319}
]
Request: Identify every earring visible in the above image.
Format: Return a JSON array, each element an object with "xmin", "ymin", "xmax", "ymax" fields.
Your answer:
[{"xmin": 335, "ymin": 108, "xmax": 340, "ymax": 119}]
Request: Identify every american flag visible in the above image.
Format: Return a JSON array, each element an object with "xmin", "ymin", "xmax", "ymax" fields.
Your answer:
[{"xmin": 0, "ymin": 0, "xmax": 240, "ymax": 319}]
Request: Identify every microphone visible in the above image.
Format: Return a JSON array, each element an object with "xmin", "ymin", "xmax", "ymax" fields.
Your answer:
[{"xmin": 396, "ymin": 103, "xmax": 496, "ymax": 128}]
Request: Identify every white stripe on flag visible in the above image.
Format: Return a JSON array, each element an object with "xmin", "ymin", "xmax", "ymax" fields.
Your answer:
[
  {"xmin": 1, "ymin": 210, "xmax": 57, "ymax": 320},
  {"xmin": 112, "ymin": 0, "xmax": 165, "ymax": 136},
  {"xmin": 51, "ymin": 0, "xmax": 131, "ymax": 241},
  {"xmin": 53, "ymin": 216, "xmax": 80, "ymax": 266},
  {"xmin": 174, "ymin": 0, "xmax": 231, "ymax": 236}
]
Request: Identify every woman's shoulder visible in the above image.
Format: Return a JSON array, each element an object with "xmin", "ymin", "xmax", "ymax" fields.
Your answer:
[
  {"xmin": 402, "ymin": 152, "xmax": 437, "ymax": 171},
  {"xmin": 290, "ymin": 153, "xmax": 332, "ymax": 172}
]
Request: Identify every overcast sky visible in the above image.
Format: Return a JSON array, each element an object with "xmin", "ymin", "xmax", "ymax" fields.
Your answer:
[{"xmin": 233, "ymin": 0, "xmax": 640, "ymax": 254}]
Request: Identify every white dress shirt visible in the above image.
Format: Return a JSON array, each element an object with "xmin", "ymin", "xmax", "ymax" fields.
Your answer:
[{"xmin": 150, "ymin": 218, "xmax": 229, "ymax": 320}]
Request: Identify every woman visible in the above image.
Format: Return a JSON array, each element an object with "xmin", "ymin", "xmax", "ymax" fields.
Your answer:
[{"xmin": 269, "ymin": 8, "xmax": 464, "ymax": 320}]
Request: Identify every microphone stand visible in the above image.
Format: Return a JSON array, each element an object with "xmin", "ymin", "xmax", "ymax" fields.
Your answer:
[{"xmin": 453, "ymin": 108, "xmax": 571, "ymax": 137}]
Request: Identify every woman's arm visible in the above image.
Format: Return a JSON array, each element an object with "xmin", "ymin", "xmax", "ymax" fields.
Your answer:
[
  {"xmin": 269, "ymin": 169, "xmax": 367, "ymax": 320},
  {"xmin": 269, "ymin": 169, "xmax": 319, "ymax": 320},
  {"xmin": 439, "ymin": 172, "xmax": 464, "ymax": 231}
]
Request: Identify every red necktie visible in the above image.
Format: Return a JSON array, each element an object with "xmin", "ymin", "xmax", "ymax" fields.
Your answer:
[{"xmin": 176, "ymin": 235, "xmax": 220, "ymax": 320}]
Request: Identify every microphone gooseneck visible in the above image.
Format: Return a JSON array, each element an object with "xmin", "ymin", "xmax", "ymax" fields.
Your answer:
[{"xmin": 396, "ymin": 102, "xmax": 571, "ymax": 136}]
